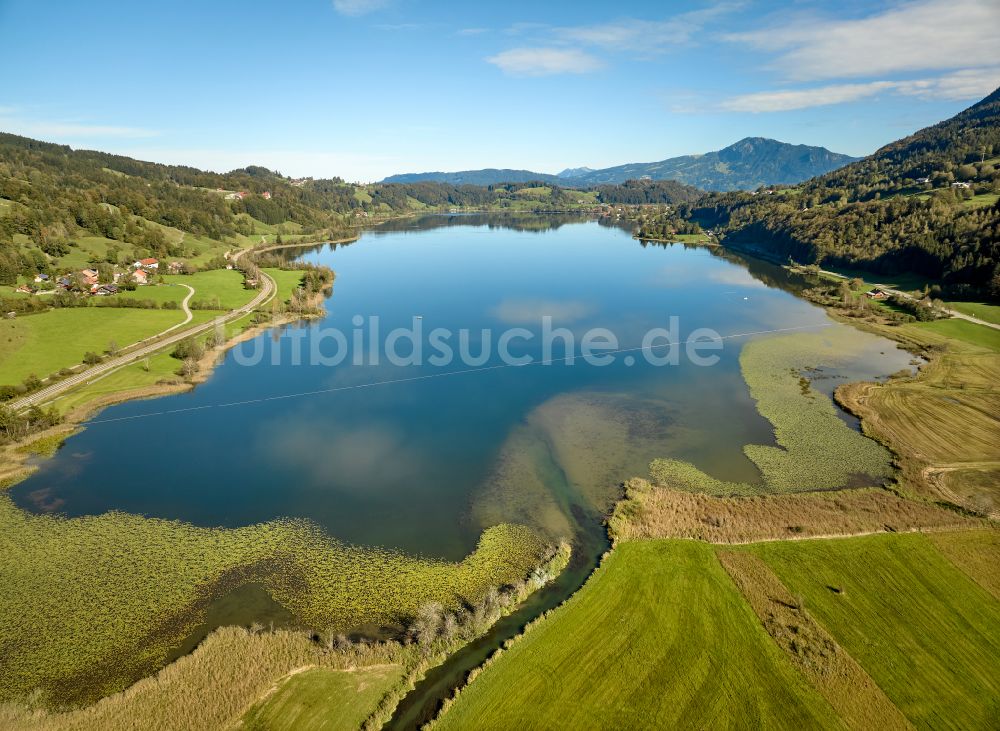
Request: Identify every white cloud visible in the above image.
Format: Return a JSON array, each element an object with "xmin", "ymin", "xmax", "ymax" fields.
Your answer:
[
  {"xmin": 719, "ymin": 68, "xmax": 1000, "ymax": 113},
  {"xmin": 726, "ymin": 0, "xmax": 1000, "ymax": 81},
  {"xmin": 893, "ymin": 67, "xmax": 1000, "ymax": 101},
  {"xmin": 332, "ymin": 0, "xmax": 389, "ymax": 17},
  {"xmin": 555, "ymin": 3, "xmax": 744, "ymax": 55},
  {"xmin": 486, "ymin": 47, "xmax": 603, "ymax": 76},
  {"xmin": 721, "ymin": 82, "xmax": 898, "ymax": 112},
  {"xmin": 457, "ymin": 27, "xmax": 487, "ymax": 36},
  {"xmin": 488, "ymin": 4, "xmax": 745, "ymax": 74},
  {"xmin": 0, "ymin": 112, "xmax": 158, "ymax": 139}
]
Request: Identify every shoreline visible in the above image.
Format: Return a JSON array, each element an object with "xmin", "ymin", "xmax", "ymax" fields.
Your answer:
[
  {"xmin": 1, "ymin": 221, "xmax": 995, "ymax": 726},
  {"xmin": 0, "ymin": 268, "xmax": 335, "ymax": 487}
]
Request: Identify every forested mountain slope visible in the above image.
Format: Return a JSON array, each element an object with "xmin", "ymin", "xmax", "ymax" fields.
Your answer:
[{"xmin": 684, "ymin": 90, "xmax": 1000, "ymax": 297}]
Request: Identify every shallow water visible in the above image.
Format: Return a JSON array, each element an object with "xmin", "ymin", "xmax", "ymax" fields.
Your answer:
[{"xmin": 13, "ymin": 215, "xmax": 912, "ymax": 561}]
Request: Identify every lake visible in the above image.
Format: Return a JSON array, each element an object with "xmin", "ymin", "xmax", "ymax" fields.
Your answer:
[{"xmin": 12, "ymin": 214, "xmax": 913, "ymax": 562}]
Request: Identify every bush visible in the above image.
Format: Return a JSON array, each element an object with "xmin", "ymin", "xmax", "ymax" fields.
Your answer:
[{"xmin": 171, "ymin": 338, "xmax": 204, "ymax": 361}]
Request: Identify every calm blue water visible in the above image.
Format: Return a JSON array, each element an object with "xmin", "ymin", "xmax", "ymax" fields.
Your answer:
[{"xmin": 11, "ymin": 216, "xmax": 909, "ymax": 559}]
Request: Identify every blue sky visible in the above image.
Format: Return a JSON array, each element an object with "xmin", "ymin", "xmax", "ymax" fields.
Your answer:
[{"xmin": 1, "ymin": 0, "xmax": 998, "ymax": 181}]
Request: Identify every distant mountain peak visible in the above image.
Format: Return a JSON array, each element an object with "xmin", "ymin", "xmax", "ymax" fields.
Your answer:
[
  {"xmin": 557, "ymin": 167, "xmax": 595, "ymax": 178},
  {"xmin": 381, "ymin": 138, "xmax": 858, "ymax": 191}
]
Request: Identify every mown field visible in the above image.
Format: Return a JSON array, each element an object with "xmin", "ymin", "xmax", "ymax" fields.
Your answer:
[
  {"xmin": 750, "ymin": 533, "xmax": 1000, "ymax": 729},
  {"xmin": 434, "ymin": 540, "xmax": 840, "ymax": 729},
  {"xmin": 836, "ymin": 321, "xmax": 1000, "ymax": 515},
  {"xmin": 434, "ymin": 532, "xmax": 1000, "ymax": 730}
]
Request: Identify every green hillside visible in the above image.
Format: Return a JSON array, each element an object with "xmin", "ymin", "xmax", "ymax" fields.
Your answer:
[{"xmin": 682, "ymin": 88, "xmax": 1000, "ymax": 297}]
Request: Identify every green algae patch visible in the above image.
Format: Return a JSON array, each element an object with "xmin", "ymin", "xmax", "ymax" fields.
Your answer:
[{"xmin": 651, "ymin": 326, "xmax": 896, "ymax": 495}]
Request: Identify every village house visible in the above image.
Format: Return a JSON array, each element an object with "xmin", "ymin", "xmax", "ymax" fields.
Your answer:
[
  {"xmin": 951, "ymin": 181, "xmax": 971, "ymax": 189},
  {"xmin": 132, "ymin": 269, "xmax": 150, "ymax": 285},
  {"xmin": 16, "ymin": 284, "xmax": 35, "ymax": 294},
  {"xmin": 97, "ymin": 284, "xmax": 119, "ymax": 296},
  {"xmin": 865, "ymin": 288, "xmax": 889, "ymax": 300},
  {"xmin": 167, "ymin": 261, "xmax": 184, "ymax": 274},
  {"xmin": 33, "ymin": 273, "xmax": 50, "ymax": 283},
  {"xmin": 915, "ymin": 176, "xmax": 931, "ymax": 184},
  {"xmin": 262, "ymin": 191, "xmax": 272, "ymax": 200},
  {"xmin": 133, "ymin": 258, "xmax": 159, "ymax": 270}
]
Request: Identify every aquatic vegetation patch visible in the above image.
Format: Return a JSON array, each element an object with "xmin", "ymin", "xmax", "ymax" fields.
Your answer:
[
  {"xmin": 472, "ymin": 392, "xmax": 684, "ymax": 541},
  {"xmin": 650, "ymin": 327, "xmax": 896, "ymax": 495},
  {"xmin": 0, "ymin": 492, "xmax": 547, "ymax": 708}
]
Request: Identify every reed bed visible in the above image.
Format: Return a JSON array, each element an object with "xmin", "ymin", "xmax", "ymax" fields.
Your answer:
[
  {"xmin": 0, "ymin": 626, "xmax": 411, "ymax": 731},
  {"xmin": 607, "ymin": 479, "xmax": 979, "ymax": 543}
]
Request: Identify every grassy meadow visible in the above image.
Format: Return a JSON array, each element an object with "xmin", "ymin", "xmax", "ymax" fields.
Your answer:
[
  {"xmin": 433, "ymin": 540, "xmax": 840, "ymax": 730},
  {"xmin": 0, "ymin": 308, "xmax": 189, "ymax": 385},
  {"xmin": 168, "ymin": 269, "xmax": 256, "ymax": 310},
  {"xmin": 915, "ymin": 318, "xmax": 1000, "ymax": 350},
  {"xmin": 242, "ymin": 665, "xmax": 405, "ymax": 731},
  {"xmin": 944, "ymin": 301, "xmax": 1000, "ymax": 326},
  {"xmin": 263, "ymin": 267, "xmax": 308, "ymax": 304}
]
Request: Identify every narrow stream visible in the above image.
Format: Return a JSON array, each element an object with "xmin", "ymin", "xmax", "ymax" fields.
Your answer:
[{"xmin": 388, "ymin": 509, "xmax": 610, "ymax": 730}]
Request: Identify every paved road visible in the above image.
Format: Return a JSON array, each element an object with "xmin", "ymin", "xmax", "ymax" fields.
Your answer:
[
  {"xmin": 818, "ymin": 268, "xmax": 1000, "ymax": 331},
  {"xmin": 10, "ymin": 270, "xmax": 275, "ymax": 412}
]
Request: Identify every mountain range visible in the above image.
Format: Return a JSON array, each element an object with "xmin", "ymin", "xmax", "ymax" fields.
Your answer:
[{"xmin": 382, "ymin": 138, "xmax": 859, "ymax": 191}]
